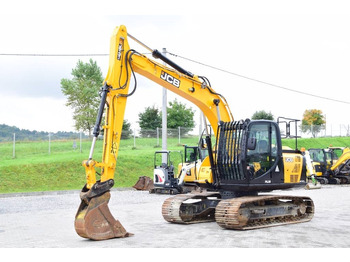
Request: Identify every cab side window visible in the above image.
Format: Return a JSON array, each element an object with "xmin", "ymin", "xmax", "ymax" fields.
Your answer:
[{"xmin": 185, "ymin": 147, "xmax": 198, "ymax": 162}]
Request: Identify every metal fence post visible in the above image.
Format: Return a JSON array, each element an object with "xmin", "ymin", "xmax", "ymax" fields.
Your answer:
[
  {"xmin": 80, "ymin": 131, "xmax": 82, "ymax": 153},
  {"xmin": 48, "ymin": 133, "xmax": 51, "ymax": 155},
  {"xmin": 133, "ymin": 128, "xmax": 136, "ymax": 148},
  {"xmin": 332, "ymin": 125, "xmax": 334, "ymax": 137},
  {"xmin": 13, "ymin": 133, "xmax": 16, "ymax": 159},
  {"xmin": 157, "ymin": 127, "xmax": 159, "ymax": 147}
]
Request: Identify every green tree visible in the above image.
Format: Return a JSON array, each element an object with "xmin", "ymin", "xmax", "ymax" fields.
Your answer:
[
  {"xmin": 301, "ymin": 109, "xmax": 326, "ymax": 138},
  {"xmin": 61, "ymin": 59, "xmax": 104, "ymax": 137},
  {"xmin": 167, "ymin": 99, "xmax": 195, "ymax": 132},
  {"xmin": 138, "ymin": 100, "xmax": 195, "ymax": 137},
  {"xmin": 121, "ymin": 120, "xmax": 133, "ymax": 139},
  {"xmin": 251, "ymin": 110, "xmax": 274, "ymax": 120},
  {"xmin": 138, "ymin": 105, "xmax": 162, "ymax": 137}
]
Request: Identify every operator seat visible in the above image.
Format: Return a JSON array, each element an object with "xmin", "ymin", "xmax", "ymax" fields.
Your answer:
[{"xmin": 258, "ymin": 140, "xmax": 268, "ymax": 154}]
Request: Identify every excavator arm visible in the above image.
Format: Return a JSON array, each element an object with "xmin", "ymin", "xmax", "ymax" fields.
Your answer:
[
  {"xmin": 330, "ymin": 147, "xmax": 350, "ymax": 171},
  {"xmin": 74, "ymin": 25, "xmax": 233, "ymax": 240}
]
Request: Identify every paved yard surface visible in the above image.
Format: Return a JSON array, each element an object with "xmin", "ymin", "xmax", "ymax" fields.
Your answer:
[{"xmin": 1, "ymin": 185, "xmax": 349, "ymax": 248}]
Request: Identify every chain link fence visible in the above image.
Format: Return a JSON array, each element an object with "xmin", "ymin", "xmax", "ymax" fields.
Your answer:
[
  {"xmin": 0, "ymin": 127, "xmax": 200, "ymax": 159},
  {"xmin": 0, "ymin": 132, "xmax": 88, "ymax": 159},
  {"xmin": 2, "ymin": 124, "xmax": 350, "ymax": 160},
  {"xmin": 130, "ymin": 127, "xmax": 197, "ymax": 148},
  {"xmin": 298, "ymin": 124, "xmax": 350, "ymax": 138}
]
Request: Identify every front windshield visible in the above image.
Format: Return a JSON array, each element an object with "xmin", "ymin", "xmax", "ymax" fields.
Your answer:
[{"xmin": 246, "ymin": 123, "xmax": 278, "ymax": 178}]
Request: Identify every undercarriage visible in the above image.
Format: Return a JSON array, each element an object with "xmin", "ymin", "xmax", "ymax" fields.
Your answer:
[{"xmin": 162, "ymin": 190, "xmax": 314, "ymax": 230}]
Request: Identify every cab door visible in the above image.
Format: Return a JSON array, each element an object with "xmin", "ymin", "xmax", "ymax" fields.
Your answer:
[{"xmin": 245, "ymin": 121, "xmax": 283, "ymax": 184}]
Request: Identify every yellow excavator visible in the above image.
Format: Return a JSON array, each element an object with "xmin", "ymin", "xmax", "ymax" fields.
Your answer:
[
  {"xmin": 74, "ymin": 25, "xmax": 314, "ymax": 240},
  {"xmin": 309, "ymin": 147, "xmax": 350, "ymax": 184}
]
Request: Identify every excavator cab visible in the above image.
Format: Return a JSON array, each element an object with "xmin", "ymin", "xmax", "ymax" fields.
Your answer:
[
  {"xmin": 213, "ymin": 119, "xmax": 309, "ymax": 193},
  {"xmin": 152, "ymin": 150, "xmax": 183, "ymax": 194},
  {"xmin": 185, "ymin": 138, "xmax": 210, "ymax": 163},
  {"xmin": 74, "ymin": 25, "xmax": 314, "ymax": 240},
  {"xmin": 184, "ymin": 146, "xmax": 200, "ymax": 163},
  {"xmin": 215, "ymin": 119, "xmax": 292, "ymax": 192}
]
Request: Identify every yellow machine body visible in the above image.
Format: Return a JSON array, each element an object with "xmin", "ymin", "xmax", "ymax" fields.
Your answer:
[{"xmin": 75, "ymin": 25, "xmax": 313, "ymax": 240}]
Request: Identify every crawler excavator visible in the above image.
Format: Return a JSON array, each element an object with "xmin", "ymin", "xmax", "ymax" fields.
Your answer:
[
  {"xmin": 309, "ymin": 147, "xmax": 350, "ymax": 184},
  {"xmin": 74, "ymin": 25, "xmax": 314, "ymax": 240}
]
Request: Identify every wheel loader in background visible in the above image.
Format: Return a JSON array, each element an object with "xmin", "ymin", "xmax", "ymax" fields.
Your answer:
[
  {"xmin": 74, "ymin": 25, "xmax": 314, "ymax": 241},
  {"xmin": 308, "ymin": 147, "xmax": 350, "ymax": 184}
]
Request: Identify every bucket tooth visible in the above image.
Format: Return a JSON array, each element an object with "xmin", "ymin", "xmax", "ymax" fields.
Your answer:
[{"xmin": 74, "ymin": 191, "xmax": 132, "ymax": 240}]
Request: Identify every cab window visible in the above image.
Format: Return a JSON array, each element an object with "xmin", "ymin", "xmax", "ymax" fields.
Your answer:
[
  {"xmin": 246, "ymin": 123, "xmax": 278, "ymax": 178},
  {"xmin": 185, "ymin": 147, "xmax": 198, "ymax": 162}
]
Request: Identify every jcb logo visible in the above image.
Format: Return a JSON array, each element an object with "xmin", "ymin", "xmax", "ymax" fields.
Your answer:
[
  {"xmin": 285, "ymin": 157, "xmax": 294, "ymax": 163},
  {"xmin": 160, "ymin": 71, "xmax": 180, "ymax": 88},
  {"xmin": 117, "ymin": 38, "xmax": 123, "ymax": 61}
]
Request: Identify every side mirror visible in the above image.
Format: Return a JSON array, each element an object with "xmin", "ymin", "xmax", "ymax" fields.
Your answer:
[
  {"xmin": 200, "ymin": 138, "xmax": 207, "ymax": 149},
  {"xmin": 247, "ymin": 137, "xmax": 256, "ymax": 150}
]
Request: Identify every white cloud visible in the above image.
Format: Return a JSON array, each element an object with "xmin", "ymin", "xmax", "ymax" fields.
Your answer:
[
  {"xmin": 0, "ymin": 7, "xmax": 349, "ymax": 133},
  {"xmin": 0, "ymin": 94, "xmax": 74, "ymax": 132}
]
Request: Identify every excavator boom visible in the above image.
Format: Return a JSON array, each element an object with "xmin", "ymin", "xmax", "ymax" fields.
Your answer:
[
  {"xmin": 74, "ymin": 25, "xmax": 233, "ymax": 240},
  {"xmin": 74, "ymin": 25, "xmax": 314, "ymax": 240}
]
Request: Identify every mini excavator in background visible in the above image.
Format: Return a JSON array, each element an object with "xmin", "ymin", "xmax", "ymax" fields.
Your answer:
[
  {"xmin": 74, "ymin": 25, "xmax": 314, "ymax": 240},
  {"xmin": 308, "ymin": 147, "xmax": 350, "ymax": 184},
  {"xmin": 149, "ymin": 141, "xmax": 209, "ymax": 194},
  {"xmin": 150, "ymin": 150, "xmax": 184, "ymax": 194}
]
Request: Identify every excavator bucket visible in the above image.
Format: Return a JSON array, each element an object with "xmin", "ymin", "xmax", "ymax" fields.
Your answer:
[
  {"xmin": 74, "ymin": 191, "xmax": 132, "ymax": 240},
  {"xmin": 133, "ymin": 176, "xmax": 154, "ymax": 191},
  {"xmin": 305, "ymin": 175, "xmax": 321, "ymax": 190},
  {"xmin": 305, "ymin": 181, "xmax": 321, "ymax": 190}
]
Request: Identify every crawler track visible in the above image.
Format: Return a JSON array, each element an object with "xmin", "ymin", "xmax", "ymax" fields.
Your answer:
[
  {"xmin": 162, "ymin": 191, "xmax": 221, "ymax": 224},
  {"xmin": 162, "ymin": 193, "xmax": 314, "ymax": 230},
  {"xmin": 215, "ymin": 195, "xmax": 314, "ymax": 230}
]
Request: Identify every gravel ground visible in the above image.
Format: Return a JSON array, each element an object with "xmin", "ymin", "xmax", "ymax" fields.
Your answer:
[{"xmin": 1, "ymin": 185, "xmax": 350, "ymax": 248}]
